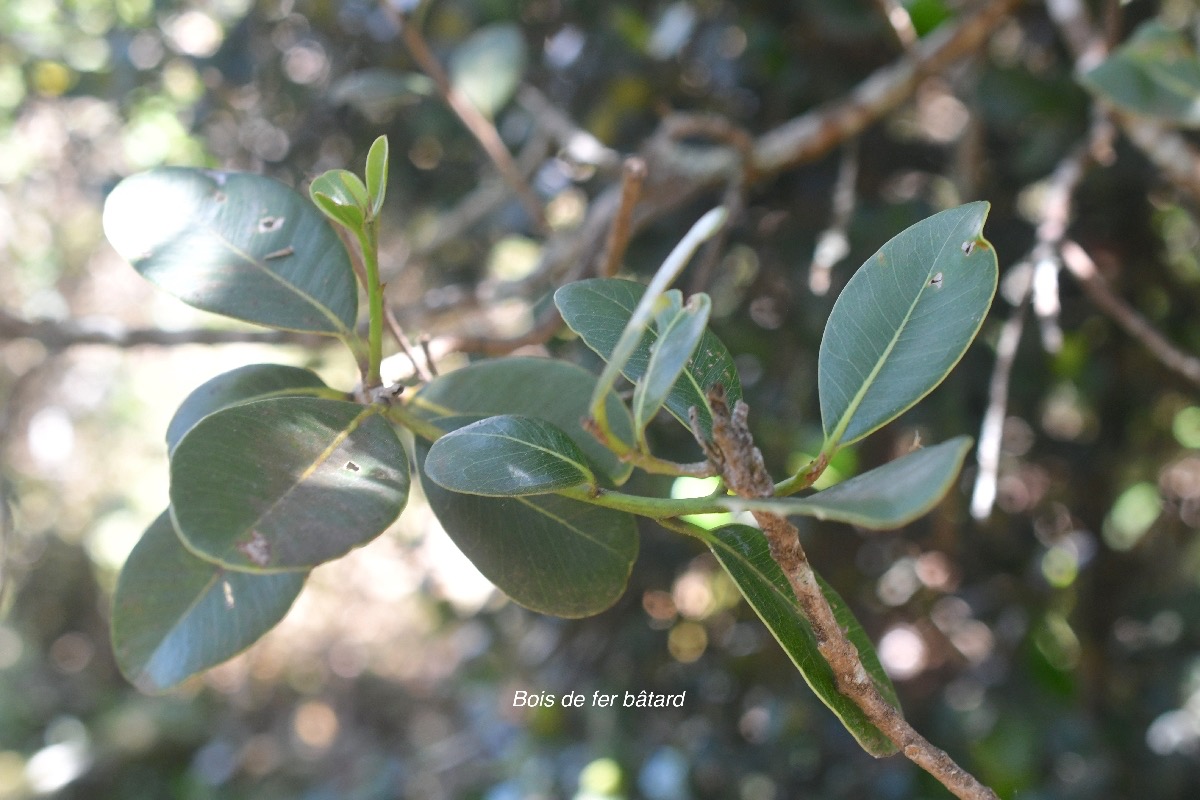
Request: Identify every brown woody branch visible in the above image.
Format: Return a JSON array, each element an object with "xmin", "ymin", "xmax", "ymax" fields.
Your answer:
[
  {"xmin": 0, "ymin": 308, "xmax": 322, "ymax": 350},
  {"xmin": 695, "ymin": 387, "xmax": 998, "ymax": 800},
  {"xmin": 1060, "ymin": 240, "xmax": 1200, "ymax": 388}
]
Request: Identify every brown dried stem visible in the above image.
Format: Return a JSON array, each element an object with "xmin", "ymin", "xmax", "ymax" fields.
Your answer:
[
  {"xmin": 1060, "ymin": 240, "xmax": 1200, "ymax": 388},
  {"xmin": 695, "ymin": 386, "xmax": 998, "ymax": 800},
  {"xmin": 599, "ymin": 157, "xmax": 648, "ymax": 278},
  {"xmin": 392, "ymin": 10, "xmax": 548, "ymax": 233}
]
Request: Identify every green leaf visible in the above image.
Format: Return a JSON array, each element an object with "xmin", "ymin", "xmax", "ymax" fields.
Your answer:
[
  {"xmin": 819, "ymin": 203, "xmax": 996, "ymax": 448},
  {"xmin": 416, "ymin": 426, "xmax": 637, "ymax": 617},
  {"xmin": 449, "ymin": 23, "xmax": 527, "ymax": 117},
  {"xmin": 1082, "ymin": 21, "xmax": 1200, "ymax": 127},
  {"xmin": 575, "ymin": 209, "xmax": 726, "ymax": 435},
  {"xmin": 309, "ymin": 169, "xmax": 369, "ymax": 230},
  {"xmin": 555, "ymin": 279, "xmax": 741, "ymax": 438},
  {"xmin": 702, "ymin": 524, "xmax": 900, "ymax": 756},
  {"xmin": 111, "ymin": 511, "xmax": 306, "ymax": 693},
  {"xmin": 166, "ymin": 364, "xmax": 333, "ymax": 456},
  {"xmin": 409, "ymin": 357, "xmax": 634, "ymax": 485},
  {"xmin": 170, "ymin": 398, "xmax": 409, "ymax": 571},
  {"xmin": 103, "ymin": 168, "xmax": 358, "ymax": 336},
  {"xmin": 425, "ymin": 415, "xmax": 596, "ymax": 496},
  {"xmin": 310, "ymin": 190, "xmax": 364, "ymax": 230},
  {"xmin": 633, "ymin": 292, "xmax": 712, "ymax": 440},
  {"xmin": 724, "ymin": 436, "xmax": 972, "ymax": 529},
  {"xmin": 329, "ymin": 68, "xmax": 434, "ymax": 122},
  {"xmin": 365, "ymin": 135, "xmax": 389, "ymax": 217}
]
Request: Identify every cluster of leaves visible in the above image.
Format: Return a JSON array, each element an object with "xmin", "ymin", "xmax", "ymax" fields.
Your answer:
[{"xmin": 101, "ymin": 138, "xmax": 997, "ymax": 754}]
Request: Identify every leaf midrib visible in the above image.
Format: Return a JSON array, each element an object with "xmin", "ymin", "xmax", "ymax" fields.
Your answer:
[{"xmin": 825, "ymin": 231, "xmax": 954, "ymax": 448}]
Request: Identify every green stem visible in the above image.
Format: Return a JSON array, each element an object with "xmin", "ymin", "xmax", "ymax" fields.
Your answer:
[
  {"xmin": 655, "ymin": 515, "xmax": 712, "ymax": 542},
  {"xmin": 358, "ymin": 223, "xmax": 384, "ymax": 389},
  {"xmin": 623, "ymin": 450, "xmax": 713, "ymax": 478},
  {"xmin": 775, "ymin": 451, "xmax": 831, "ymax": 496},
  {"xmin": 556, "ymin": 485, "xmax": 726, "ymax": 519},
  {"xmin": 383, "ymin": 402, "xmax": 446, "ymax": 443}
]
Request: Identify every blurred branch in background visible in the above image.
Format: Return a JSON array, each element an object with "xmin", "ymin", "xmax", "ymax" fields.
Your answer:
[{"xmin": 0, "ymin": 308, "xmax": 319, "ymax": 349}]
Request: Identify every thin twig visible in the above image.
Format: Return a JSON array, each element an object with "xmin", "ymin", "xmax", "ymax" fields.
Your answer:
[
  {"xmin": 808, "ymin": 141, "xmax": 860, "ymax": 296},
  {"xmin": 391, "ymin": 9, "xmax": 548, "ymax": 233},
  {"xmin": 873, "ymin": 0, "xmax": 919, "ymax": 52},
  {"xmin": 384, "ymin": 304, "xmax": 434, "ymax": 383},
  {"xmin": 418, "ymin": 335, "xmax": 439, "ymax": 377},
  {"xmin": 696, "ymin": 387, "xmax": 998, "ymax": 800},
  {"xmin": 600, "ymin": 157, "xmax": 647, "ymax": 278},
  {"xmin": 0, "ymin": 309, "xmax": 322, "ymax": 349},
  {"xmin": 1060, "ymin": 240, "xmax": 1200, "ymax": 388},
  {"xmin": 970, "ymin": 293, "xmax": 1029, "ymax": 520},
  {"xmin": 970, "ymin": 127, "xmax": 1107, "ymax": 519},
  {"xmin": 517, "ymin": 86, "xmax": 621, "ymax": 173},
  {"xmin": 440, "ymin": 304, "xmax": 564, "ymax": 356}
]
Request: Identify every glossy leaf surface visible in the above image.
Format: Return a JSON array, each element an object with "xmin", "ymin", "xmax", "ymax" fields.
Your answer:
[
  {"xmin": 365, "ymin": 135, "xmax": 389, "ymax": 216},
  {"xmin": 410, "ymin": 357, "xmax": 633, "ymax": 485},
  {"xmin": 1082, "ymin": 21, "xmax": 1200, "ymax": 127},
  {"xmin": 309, "ymin": 169, "xmax": 368, "ymax": 229},
  {"xmin": 724, "ymin": 436, "xmax": 972, "ymax": 529},
  {"xmin": 819, "ymin": 203, "xmax": 996, "ymax": 447},
  {"xmin": 633, "ymin": 292, "xmax": 712, "ymax": 439},
  {"xmin": 166, "ymin": 364, "xmax": 332, "ymax": 456},
  {"xmin": 703, "ymin": 524, "xmax": 900, "ymax": 756},
  {"xmin": 103, "ymin": 168, "xmax": 358, "ymax": 335},
  {"xmin": 111, "ymin": 511, "xmax": 306, "ymax": 692},
  {"xmin": 417, "ymin": 423, "xmax": 637, "ymax": 617},
  {"xmin": 555, "ymin": 279, "xmax": 741, "ymax": 437},
  {"xmin": 425, "ymin": 414, "xmax": 596, "ymax": 496},
  {"xmin": 171, "ymin": 398, "xmax": 409, "ymax": 571}
]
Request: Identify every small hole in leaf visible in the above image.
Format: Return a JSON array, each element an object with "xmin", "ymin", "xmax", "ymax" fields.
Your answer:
[
  {"xmin": 345, "ymin": 461, "xmax": 360, "ymax": 472},
  {"xmin": 930, "ymin": 272, "xmax": 943, "ymax": 289},
  {"xmin": 961, "ymin": 241, "xmax": 975, "ymax": 256},
  {"xmin": 222, "ymin": 579, "xmax": 235, "ymax": 609},
  {"xmin": 258, "ymin": 216, "xmax": 285, "ymax": 233}
]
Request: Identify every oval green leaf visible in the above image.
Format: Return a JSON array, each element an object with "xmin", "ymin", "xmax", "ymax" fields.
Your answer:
[
  {"xmin": 555, "ymin": 279, "xmax": 741, "ymax": 438},
  {"xmin": 365, "ymin": 135, "xmax": 389, "ymax": 217},
  {"xmin": 449, "ymin": 23, "xmax": 527, "ymax": 117},
  {"xmin": 633, "ymin": 292, "xmax": 712, "ymax": 439},
  {"xmin": 170, "ymin": 397, "xmax": 409, "ymax": 571},
  {"xmin": 425, "ymin": 415, "xmax": 596, "ymax": 496},
  {"xmin": 310, "ymin": 169, "xmax": 369, "ymax": 231},
  {"xmin": 166, "ymin": 364, "xmax": 333, "ymax": 455},
  {"xmin": 702, "ymin": 523, "xmax": 900, "ymax": 756},
  {"xmin": 103, "ymin": 168, "xmax": 358, "ymax": 335},
  {"xmin": 329, "ymin": 68, "xmax": 434, "ymax": 122},
  {"xmin": 818, "ymin": 202, "xmax": 997, "ymax": 448},
  {"xmin": 409, "ymin": 357, "xmax": 634, "ymax": 485},
  {"xmin": 111, "ymin": 511, "xmax": 306, "ymax": 693},
  {"xmin": 417, "ymin": 426, "xmax": 637, "ymax": 618},
  {"xmin": 724, "ymin": 436, "xmax": 972, "ymax": 529},
  {"xmin": 1082, "ymin": 21, "xmax": 1200, "ymax": 127}
]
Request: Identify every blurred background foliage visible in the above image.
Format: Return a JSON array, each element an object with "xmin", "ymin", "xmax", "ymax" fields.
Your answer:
[{"xmin": 3, "ymin": 0, "xmax": 1200, "ymax": 798}]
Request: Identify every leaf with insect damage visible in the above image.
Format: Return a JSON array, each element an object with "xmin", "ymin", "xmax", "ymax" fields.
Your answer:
[
  {"xmin": 104, "ymin": 168, "xmax": 359, "ymax": 336},
  {"xmin": 819, "ymin": 203, "xmax": 996, "ymax": 449},
  {"xmin": 170, "ymin": 397, "xmax": 408, "ymax": 572},
  {"xmin": 111, "ymin": 511, "xmax": 306, "ymax": 692}
]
